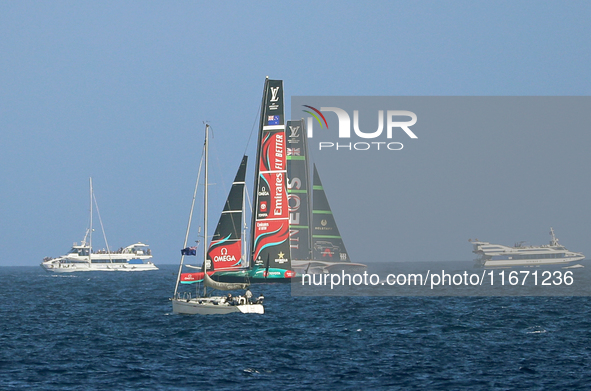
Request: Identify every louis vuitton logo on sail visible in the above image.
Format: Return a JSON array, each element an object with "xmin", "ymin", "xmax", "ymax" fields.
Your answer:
[
  {"xmin": 288, "ymin": 125, "xmax": 300, "ymax": 139},
  {"xmin": 303, "ymin": 106, "xmax": 418, "ymax": 151},
  {"xmin": 268, "ymin": 87, "xmax": 280, "ymax": 110}
]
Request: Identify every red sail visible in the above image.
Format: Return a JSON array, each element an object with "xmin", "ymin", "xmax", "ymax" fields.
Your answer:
[
  {"xmin": 250, "ymin": 79, "xmax": 292, "ymax": 270},
  {"xmin": 208, "ymin": 240, "xmax": 242, "ymax": 270}
]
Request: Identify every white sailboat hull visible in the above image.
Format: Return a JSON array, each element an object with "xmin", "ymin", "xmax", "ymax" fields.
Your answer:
[{"xmin": 172, "ymin": 298, "xmax": 264, "ymax": 315}]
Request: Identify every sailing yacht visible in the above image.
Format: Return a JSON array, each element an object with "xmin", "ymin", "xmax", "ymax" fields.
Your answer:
[
  {"xmin": 41, "ymin": 178, "xmax": 157, "ymax": 272},
  {"xmin": 286, "ymin": 118, "xmax": 366, "ymax": 274},
  {"xmin": 171, "ymin": 124, "xmax": 264, "ymax": 315},
  {"xmin": 212, "ymin": 78, "xmax": 364, "ymax": 282},
  {"xmin": 212, "ymin": 78, "xmax": 298, "ymax": 284}
]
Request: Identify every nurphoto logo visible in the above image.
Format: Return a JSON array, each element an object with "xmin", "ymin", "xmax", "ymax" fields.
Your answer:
[{"xmin": 301, "ymin": 104, "xmax": 418, "ymax": 152}]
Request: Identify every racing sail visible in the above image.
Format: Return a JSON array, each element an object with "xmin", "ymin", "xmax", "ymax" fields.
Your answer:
[
  {"xmin": 250, "ymin": 78, "xmax": 291, "ymax": 271},
  {"xmin": 311, "ymin": 164, "xmax": 351, "ymax": 262},
  {"xmin": 286, "ymin": 119, "xmax": 312, "ymax": 261},
  {"xmin": 207, "ymin": 155, "xmax": 248, "ymax": 271}
]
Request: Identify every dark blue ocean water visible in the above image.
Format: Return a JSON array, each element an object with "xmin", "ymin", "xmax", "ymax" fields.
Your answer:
[{"xmin": 2, "ymin": 265, "xmax": 591, "ymax": 390}]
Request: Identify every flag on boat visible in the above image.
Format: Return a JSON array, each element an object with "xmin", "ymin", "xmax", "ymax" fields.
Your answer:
[
  {"xmin": 181, "ymin": 246, "xmax": 197, "ymax": 256},
  {"xmin": 268, "ymin": 115, "xmax": 280, "ymax": 125},
  {"xmin": 287, "ymin": 147, "xmax": 300, "ymax": 156}
]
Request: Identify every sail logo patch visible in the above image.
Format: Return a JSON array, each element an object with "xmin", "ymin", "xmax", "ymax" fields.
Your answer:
[
  {"xmin": 275, "ymin": 251, "xmax": 288, "ymax": 264},
  {"xmin": 270, "ymin": 87, "xmax": 280, "ymax": 102},
  {"xmin": 268, "ymin": 115, "xmax": 280, "ymax": 125},
  {"xmin": 288, "ymin": 125, "xmax": 301, "ymax": 144},
  {"xmin": 213, "ymin": 248, "xmax": 236, "ymax": 264},
  {"xmin": 268, "ymin": 87, "xmax": 280, "ymax": 110},
  {"xmin": 289, "ymin": 125, "xmax": 300, "ymax": 138}
]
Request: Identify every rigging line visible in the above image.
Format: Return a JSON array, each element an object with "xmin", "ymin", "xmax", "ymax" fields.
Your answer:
[
  {"xmin": 243, "ymin": 98, "xmax": 262, "ymax": 155},
  {"xmin": 92, "ymin": 191, "xmax": 112, "ymax": 263},
  {"xmin": 183, "ymin": 143, "xmax": 205, "ymax": 249},
  {"xmin": 210, "ymin": 128, "xmax": 230, "ymax": 206},
  {"xmin": 174, "ymin": 140, "xmax": 206, "ymax": 297},
  {"xmin": 243, "ymin": 182, "xmax": 252, "ymax": 267},
  {"xmin": 207, "ymin": 124, "xmax": 234, "ymax": 219},
  {"xmin": 245, "ymin": 186, "xmax": 253, "ymax": 218}
]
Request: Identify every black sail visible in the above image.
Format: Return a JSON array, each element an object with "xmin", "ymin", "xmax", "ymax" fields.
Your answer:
[
  {"xmin": 207, "ymin": 155, "xmax": 247, "ymax": 271},
  {"xmin": 311, "ymin": 165, "xmax": 351, "ymax": 262},
  {"xmin": 250, "ymin": 78, "xmax": 291, "ymax": 270},
  {"xmin": 286, "ymin": 119, "xmax": 312, "ymax": 261}
]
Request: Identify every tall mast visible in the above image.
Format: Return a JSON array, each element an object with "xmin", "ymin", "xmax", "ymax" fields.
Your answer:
[
  {"xmin": 173, "ymin": 142, "xmax": 205, "ymax": 298},
  {"xmin": 250, "ymin": 78, "xmax": 268, "ymax": 264},
  {"xmin": 203, "ymin": 124, "xmax": 209, "ymax": 296},
  {"xmin": 89, "ymin": 177, "xmax": 93, "ymax": 259}
]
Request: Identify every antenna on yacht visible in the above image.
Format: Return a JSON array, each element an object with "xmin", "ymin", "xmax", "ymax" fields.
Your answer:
[{"xmin": 549, "ymin": 227, "xmax": 559, "ymax": 246}]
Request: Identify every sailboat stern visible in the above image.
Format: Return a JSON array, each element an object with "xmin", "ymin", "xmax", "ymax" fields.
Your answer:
[{"xmin": 237, "ymin": 304, "xmax": 265, "ymax": 314}]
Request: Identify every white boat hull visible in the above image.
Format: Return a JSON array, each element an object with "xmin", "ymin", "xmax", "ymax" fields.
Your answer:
[
  {"xmin": 172, "ymin": 298, "xmax": 264, "ymax": 315},
  {"xmin": 41, "ymin": 261, "xmax": 158, "ymax": 272},
  {"xmin": 43, "ymin": 242, "xmax": 156, "ymax": 272},
  {"xmin": 471, "ymin": 229, "xmax": 585, "ymax": 268},
  {"xmin": 483, "ymin": 255, "xmax": 585, "ymax": 268}
]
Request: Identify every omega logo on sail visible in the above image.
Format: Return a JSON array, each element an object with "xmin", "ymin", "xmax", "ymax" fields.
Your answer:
[{"xmin": 214, "ymin": 247, "xmax": 236, "ymax": 263}]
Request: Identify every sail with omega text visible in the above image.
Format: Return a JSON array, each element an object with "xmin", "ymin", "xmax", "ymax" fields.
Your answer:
[{"xmin": 207, "ymin": 155, "xmax": 247, "ymax": 271}]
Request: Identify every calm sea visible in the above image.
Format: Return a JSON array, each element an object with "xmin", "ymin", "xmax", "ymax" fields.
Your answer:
[{"xmin": 2, "ymin": 264, "xmax": 591, "ymax": 390}]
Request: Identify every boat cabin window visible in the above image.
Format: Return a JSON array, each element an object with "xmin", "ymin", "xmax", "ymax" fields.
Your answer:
[
  {"xmin": 127, "ymin": 246, "xmax": 150, "ymax": 255},
  {"xmin": 69, "ymin": 248, "xmax": 90, "ymax": 256}
]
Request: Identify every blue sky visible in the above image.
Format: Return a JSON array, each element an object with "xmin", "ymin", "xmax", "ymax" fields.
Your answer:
[{"xmin": 1, "ymin": 1, "xmax": 590, "ymax": 266}]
